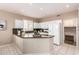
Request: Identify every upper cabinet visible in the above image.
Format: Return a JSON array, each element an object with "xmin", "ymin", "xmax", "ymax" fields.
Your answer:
[
  {"xmin": 63, "ymin": 19, "xmax": 76, "ymax": 27},
  {"xmin": 23, "ymin": 20, "xmax": 33, "ymax": 31},
  {"xmin": 15, "ymin": 20, "xmax": 24, "ymax": 28},
  {"xmin": 28, "ymin": 20, "xmax": 33, "ymax": 31},
  {"xmin": 40, "ymin": 22, "xmax": 49, "ymax": 29},
  {"xmin": 33, "ymin": 22, "xmax": 49, "ymax": 29},
  {"xmin": 15, "ymin": 19, "xmax": 33, "ymax": 31},
  {"xmin": 33, "ymin": 22, "xmax": 40, "ymax": 28}
]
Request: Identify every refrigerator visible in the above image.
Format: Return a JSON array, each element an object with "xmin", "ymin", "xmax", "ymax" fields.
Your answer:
[{"xmin": 48, "ymin": 20, "xmax": 63, "ymax": 45}]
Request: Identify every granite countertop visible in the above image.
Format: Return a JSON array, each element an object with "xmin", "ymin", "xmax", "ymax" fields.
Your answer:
[{"xmin": 14, "ymin": 34, "xmax": 54, "ymax": 39}]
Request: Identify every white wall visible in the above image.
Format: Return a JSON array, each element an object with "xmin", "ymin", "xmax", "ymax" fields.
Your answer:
[
  {"xmin": 0, "ymin": 10, "xmax": 34, "ymax": 45},
  {"xmin": 76, "ymin": 9, "xmax": 79, "ymax": 47},
  {"xmin": 40, "ymin": 10, "xmax": 78, "ymax": 46},
  {"xmin": 0, "ymin": 11, "xmax": 14, "ymax": 45},
  {"xmin": 63, "ymin": 19, "xmax": 76, "ymax": 27},
  {"xmin": 62, "ymin": 10, "xmax": 77, "ymax": 27}
]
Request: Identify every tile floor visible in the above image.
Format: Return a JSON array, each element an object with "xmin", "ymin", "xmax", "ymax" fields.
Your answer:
[
  {"xmin": 0, "ymin": 43, "xmax": 79, "ymax": 55},
  {"xmin": 52, "ymin": 44, "xmax": 79, "ymax": 55},
  {"xmin": 0, "ymin": 43, "xmax": 22, "ymax": 55}
]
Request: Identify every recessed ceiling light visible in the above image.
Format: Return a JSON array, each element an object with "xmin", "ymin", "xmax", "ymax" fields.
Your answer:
[
  {"xmin": 66, "ymin": 4, "xmax": 70, "ymax": 8},
  {"xmin": 40, "ymin": 8, "xmax": 43, "ymax": 10}
]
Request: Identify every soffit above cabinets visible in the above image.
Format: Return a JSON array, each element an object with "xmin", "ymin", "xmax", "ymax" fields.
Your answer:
[{"xmin": 0, "ymin": 3, "xmax": 78, "ymax": 18}]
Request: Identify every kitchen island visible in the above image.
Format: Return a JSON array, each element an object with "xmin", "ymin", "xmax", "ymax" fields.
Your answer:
[{"xmin": 13, "ymin": 35, "xmax": 54, "ymax": 54}]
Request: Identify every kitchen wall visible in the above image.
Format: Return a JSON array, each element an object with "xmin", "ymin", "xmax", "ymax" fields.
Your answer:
[
  {"xmin": 62, "ymin": 10, "xmax": 78, "ymax": 44},
  {"xmin": 39, "ymin": 10, "xmax": 78, "ymax": 45},
  {"xmin": 0, "ymin": 9, "xmax": 77, "ymax": 45},
  {"xmin": 62, "ymin": 10, "xmax": 78, "ymax": 46},
  {"xmin": 62, "ymin": 10, "xmax": 78, "ymax": 27},
  {"xmin": 39, "ymin": 10, "xmax": 78, "ymax": 22},
  {"xmin": 76, "ymin": 8, "xmax": 79, "ymax": 47},
  {"xmin": 39, "ymin": 15, "xmax": 61, "ymax": 22},
  {"xmin": 0, "ymin": 10, "xmax": 35, "ymax": 45}
]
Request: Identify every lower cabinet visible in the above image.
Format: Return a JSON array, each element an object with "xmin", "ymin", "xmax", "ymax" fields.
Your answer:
[
  {"xmin": 23, "ymin": 38, "xmax": 50, "ymax": 54},
  {"xmin": 13, "ymin": 35, "xmax": 53, "ymax": 54},
  {"xmin": 14, "ymin": 35, "xmax": 23, "ymax": 51}
]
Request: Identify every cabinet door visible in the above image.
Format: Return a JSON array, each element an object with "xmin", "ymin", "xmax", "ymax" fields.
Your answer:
[
  {"xmin": 40, "ymin": 23, "xmax": 44, "ymax": 28},
  {"xmin": 63, "ymin": 19, "xmax": 76, "ymax": 27},
  {"xmin": 15, "ymin": 20, "xmax": 24, "ymax": 28},
  {"xmin": 14, "ymin": 35, "xmax": 23, "ymax": 51},
  {"xmin": 28, "ymin": 20, "xmax": 33, "ymax": 31},
  {"xmin": 34, "ymin": 22, "xmax": 39, "ymax": 28},
  {"xmin": 40, "ymin": 22, "xmax": 49, "ymax": 29},
  {"xmin": 48, "ymin": 20, "xmax": 63, "ymax": 45},
  {"xmin": 23, "ymin": 20, "xmax": 33, "ymax": 31},
  {"xmin": 23, "ymin": 20, "xmax": 29, "ymax": 31},
  {"xmin": 48, "ymin": 21, "xmax": 60, "ymax": 45}
]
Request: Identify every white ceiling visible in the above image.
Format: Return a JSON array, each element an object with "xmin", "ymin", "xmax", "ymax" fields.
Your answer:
[{"xmin": 0, "ymin": 3, "xmax": 78, "ymax": 18}]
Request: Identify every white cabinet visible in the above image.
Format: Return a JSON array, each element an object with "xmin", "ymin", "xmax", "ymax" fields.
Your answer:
[
  {"xmin": 15, "ymin": 20, "xmax": 24, "ymax": 28},
  {"xmin": 14, "ymin": 35, "xmax": 52, "ymax": 54},
  {"xmin": 48, "ymin": 20, "xmax": 63, "ymax": 45},
  {"xmin": 40, "ymin": 22, "xmax": 49, "ymax": 29},
  {"xmin": 34, "ymin": 22, "xmax": 49, "ymax": 29},
  {"xmin": 15, "ymin": 19, "xmax": 33, "ymax": 31},
  {"xmin": 24, "ymin": 20, "xmax": 33, "ymax": 31},
  {"xmin": 33, "ymin": 20, "xmax": 63, "ymax": 45},
  {"xmin": 14, "ymin": 35, "xmax": 23, "ymax": 51},
  {"xmin": 34, "ymin": 22, "xmax": 40, "ymax": 28},
  {"xmin": 63, "ymin": 19, "xmax": 76, "ymax": 27},
  {"xmin": 23, "ymin": 20, "xmax": 28, "ymax": 30},
  {"xmin": 28, "ymin": 20, "xmax": 33, "ymax": 31}
]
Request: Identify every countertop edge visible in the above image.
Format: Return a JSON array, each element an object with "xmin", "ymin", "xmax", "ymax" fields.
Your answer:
[{"xmin": 14, "ymin": 34, "xmax": 54, "ymax": 39}]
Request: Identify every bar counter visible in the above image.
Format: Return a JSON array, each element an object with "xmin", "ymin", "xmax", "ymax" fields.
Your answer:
[
  {"xmin": 13, "ymin": 34, "xmax": 54, "ymax": 54},
  {"xmin": 14, "ymin": 34, "xmax": 54, "ymax": 38}
]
